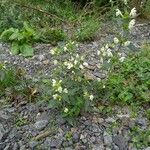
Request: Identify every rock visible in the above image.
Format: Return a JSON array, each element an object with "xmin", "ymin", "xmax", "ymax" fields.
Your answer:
[
  {"xmin": 90, "ymin": 136, "xmax": 96, "ymax": 143},
  {"xmin": 113, "ymin": 134, "xmax": 128, "ymax": 150},
  {"xmin": 34, "ymin": 113, "xmax": 49, "ymax": 130},
  {"xmin": 0, "ymin": 43, "xmax": 3, "ymax": 49},
  {"xmin": 29, "ymin": 140, "xmax": 38, "ymax": 149},
  {"xmin": 92, "ymin": 144, "xmax": 105, "ymax": 150},
  {"xmin": 72, "ymin": 133, "xmax": 79, "ymax": 143},
  {"xmin": 5, "ymin": 107, "xmax": 16, "ymax": 113},
  {"xmin": 88, "ymin": 124, "xmax": 102, "ymax": 133},
  {"xmin": 0, "ymin": 123, "xmax": 5, "ymax": 141},
  {"xmin": 34, "ymin": 120, "xmax": 48, "ymax": 130},
  {"xmin": 145, "ymin": 147, "xmax": 150, "ymax": 150},
  {"xmin": 112, "ymin": 144, "xmax": 119, "ymax": 150},
  {"xmin": 103, "ymin": 131, "xmax": 113, "ymax": 146},
  {"xmin": 105, "ymin": 117, "xmax": 116, "ymax": 123},
  {"xmin": 43, "ymin": 59, "xmax": 50, "ymax": 65},
  {"xmin": 12, "ymin": 143, "xmax": 19, "ymax": 150},
  {"xmin": 75, "ymin": 143, "xmax": 86, "ymax": 150},
  {"xmin": 117, "ymin": 114, "xmax": 130, "ymax": 118},
  {"xmin": 84, "ymin": 120, "xmax": 92, "ymax": 126},
  {"xmin": 8, "ymin": 128, "xmax": 21, "ymax": 140},
  {"xmin": 4, "ymin": 144, "xmax": 11, "ymax": 150},
  {"xmin": 38, "ymin": 54, "xmax": 45, "ymax": 61},
  {"xmin": 50, "ymin": 139, "xmax": 62, "ymax": 148},
  {"xmin": 64, "ymin": 147, "xmax": 73, "ymax": 150},
  {"xmin": 136, "ymin": 118, "xmax": 148, "ymax": 128},
  {"xmin": 0, "ymin": 110, "xmax": 11, "ymax": 121},
  {"xmin": 44, "ymin": 137, "xmax": 62, "ymax": 148}
]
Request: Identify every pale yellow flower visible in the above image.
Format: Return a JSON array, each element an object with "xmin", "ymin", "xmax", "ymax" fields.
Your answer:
[
  {"xmin": 116, "ymin": 9, "xmax": 123, "ymax": 17},
  {"xmin": 64, "ymin": 108, "xmax": 68, "ymax": 113},
  {"xmin": 89, "ymin": 95, "xmax": 94, "ymax": 100},
  {"xmin": 113, "ymin": 37, "xmax": 119, "ymax": 44},
  {"xmin": 128, "ymin": 19, "xmax": 135, "ymax": 30},
  {"xmin": 64, "ymin": 88, "xmax": 68, "ymax": 93},
  {"xmin": 53, "ymin": 94, "xmax": 58, "ymax": 100},
  {"xmin": 83, "ymin": 62, "xmax": 88, "ymax": 67},
  {"xmin": 124, "ymin": 41, "xmax": 131, "ymax": 47},
  {"xmin": 53, "ymin": 60, "xmax": 58, "ymax": 65},
  {"xmin": 57, "ymin": 86, "xmax": 63, "ymax": 93},
  {"xmin": 130, "ymin": 7, "xmax": 137, "ymax": 18}
]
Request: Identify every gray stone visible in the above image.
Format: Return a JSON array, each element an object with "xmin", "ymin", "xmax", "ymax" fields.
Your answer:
[
  {"xmin": 90, "ymin": 136, "xmax": 96, "ymax": 143},
  {"xmin": 136, "ymin": 118, "xmax": 148, "ymax": 128},
  {"xmin": 4, "ymin": 144, "xmax": 11, "ymax": 150},
  {"xmin": 38, "ymin": 54, "xmax": 45, "ymax": 61},
  {"xmin": 6, "ymin": 107, "xmax": 16, "ymax": 113},
  {"xmin": 12, "ymin": 143, "xmax": 19, "ymax": 150},
  {"xmin": 8, "ymin": 128, "xmax": 19, "ymax": 139},
  {"xmin": 72, "ymin": 133, "xmax": 79, "ymax": 143},
  {"xmin": 113, "ymin": 134, "xmax": 128, "ymax": 150},
  {"xmin": 44, "ymin": 137, "xmax": 62, "ymax": 148},
  {"xmin": 29, "ymin": 140, "xmax": 38, "ymax": 149},
  {"xmin": 84, "ymin": 120, "xmax": 92, "ymax": 126},
  {"xmin": 89, "ymin": 124, "xmax": 102, "ymax": 133},
  {"xmin": 92, "ymin": 144, "xmax": 105, "ymax": 150},
  {"xmin": 34, "ymin": 113, "xmax": 49, "ymax": 130},
  {"xmin": 105, "ymin": 148, "xmax": 111, "ymax": 150},
  {"xmin": 34, "ymin": 120, "xmax": 48, "ymax": 130},
  {"xmin": 50, "ymin": 139, "xmax": 62, "ymax": 148},
  {"xmin": 64, "ymin": 147, "xmax": 74, "ymax": 150},
  {"xmin": 103, "ymin": 131, "xmax": 113, "ymax": 146},
  {"xmin": 145, "ymin": 148, "xmax": 150, "ymax": 150},
  {"xmin": 0, "ymin": 123, "xmax": 5, "ymax": 141},
  {"xmin": 112, "ymin": 144, "xmax": 119, "ymax": 150},
  {"xmin": 105, "ymin": 117, "xmax": 116, "ymax": 123},
  {"xmin": 0, "ymin": 110, "xmax": 11, "ymax": 121}
]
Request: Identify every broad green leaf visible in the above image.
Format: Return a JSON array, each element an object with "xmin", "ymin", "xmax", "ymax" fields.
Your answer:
[
  {"xmin": 0, "ymin": 28, "xmax": 17, "ymax": 41},
  {"xmin": 20, "ymin": 44, "xmax": 34, "ymax": 57},
  {"xmin": 9, "ymin": 29, "xmax": 23, "ymax": 41},
  {"xmin": 11, "ymin": 42, "xmax": 20, "ymax": 55}
]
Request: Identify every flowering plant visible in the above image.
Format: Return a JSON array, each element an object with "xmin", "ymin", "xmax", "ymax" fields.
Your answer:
[
  {"xmin": 96, "ymin": 2, "xmax": 138, "ymax": 75},
  {"xmin": 48, "ymin": 41, "xmax": 95, "ymax": 117}
]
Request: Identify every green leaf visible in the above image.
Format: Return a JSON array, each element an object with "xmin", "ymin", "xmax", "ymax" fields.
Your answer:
[
  {"xmin": 9, "ymin": 30, "xmax": 24, "ymax": 41},
  {"xmin": 11, "ymin": 42, "xmax": 20, "ymax": 55},
  {"xmin": 0, "ymin": 28, "xmax": 17, "ymax": 41},
  {"xmin": 20, "ymin": 44, "xmax": 34, "ymax": 57}
]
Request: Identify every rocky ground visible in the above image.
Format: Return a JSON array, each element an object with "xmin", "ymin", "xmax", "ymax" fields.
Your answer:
[{"xmin": 0, "ymin": 22, "xmax": 150, "ymax": 150}]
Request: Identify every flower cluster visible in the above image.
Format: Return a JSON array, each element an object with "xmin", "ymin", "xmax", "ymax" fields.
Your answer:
[
  {"xmin": 52, "ymin": 79, "xmax": 68, "ymax": 101},
  {"xmin": 115, "ymin": 7, "xmax": 137, "ymax": 31},
  {"xmin": 97, "ymin": 44, "xmax": 113, "ymax": 58},
  {"xmin": 49, "ymin": 41, "xmax": 95, "ymax": 117}
]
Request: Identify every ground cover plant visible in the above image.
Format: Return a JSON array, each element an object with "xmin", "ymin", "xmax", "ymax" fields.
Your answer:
[
  {"xmin": 0, "ymin": 63, "xmax": 37, "ymax": 103},
  {"xmin": 0, "ymin": 22, "xmax": 39, "ymax": 56}
]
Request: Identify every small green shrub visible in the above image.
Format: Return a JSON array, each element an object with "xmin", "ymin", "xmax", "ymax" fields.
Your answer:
[
  {"xmin": 130, "ymin": 126, "xmax": 150, "ymax": 149},
  {"xmin": 104, "ymin": 47, "xmax": 150, "ymax": 105},
  {"xmin": 39, "ymin": 28, "xmax": 67, "ymax": 44},
  {"xmin": 74, "ymin": 17, "xmax": 100, "ymax": 41},
  {"xmin": 0, "ymin": 63, "xmax": 36, "ymax": 102},
  {"xmin": 0, "ymin": 63, "xmax": 17, "ymax": 96},
  {"xmin": 44, "ymin": 41, "xmax": 96, "ymax": 118},
  {"xmin": 0, "ymin": 22, "xmax": 39, "ymax": 57}
]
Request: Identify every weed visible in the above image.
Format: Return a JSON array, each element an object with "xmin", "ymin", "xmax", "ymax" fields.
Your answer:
[
  {"xmin": 0, "ymin": 22, "xmax": 38, "ymax": 56},
  {"xmin": 104, "ymin": 47, "xmax": 150, "ymax": 105}
]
